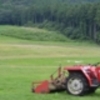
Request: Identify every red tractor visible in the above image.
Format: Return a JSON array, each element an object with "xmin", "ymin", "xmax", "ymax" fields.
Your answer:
[{"xmin": 32, "ymin": 63, "xmax": 100, "ymax": 96}]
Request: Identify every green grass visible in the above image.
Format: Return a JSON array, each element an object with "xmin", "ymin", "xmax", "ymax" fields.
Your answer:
[
  {"xmin": 0, "ymin": 25, "xmax": 68, "ymax": 42},
  {"xmin": 0, "ymin": 26, "xmax": 100, "ymax": 100}
]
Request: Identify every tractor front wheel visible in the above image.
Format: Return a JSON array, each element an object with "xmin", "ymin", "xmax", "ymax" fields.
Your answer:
[{"xmin": 66, "ymin": 73, "xmax": 89, "ymax": 96}]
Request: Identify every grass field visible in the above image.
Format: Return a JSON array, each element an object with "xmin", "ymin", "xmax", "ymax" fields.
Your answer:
[{"xmin": 0, "ymin": 26, "xmax": 100, "ymax": 100}]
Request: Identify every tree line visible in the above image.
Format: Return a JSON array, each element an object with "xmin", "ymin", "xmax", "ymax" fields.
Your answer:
[{"xmin": 0, "ymin": 1, "xmax": 100, "ymax": 43}]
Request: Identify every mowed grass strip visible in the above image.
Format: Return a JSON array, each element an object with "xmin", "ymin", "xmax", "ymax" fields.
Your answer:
[{"xmin": 0, "ymin": 42, "xmax": 100, "ymax": 58}]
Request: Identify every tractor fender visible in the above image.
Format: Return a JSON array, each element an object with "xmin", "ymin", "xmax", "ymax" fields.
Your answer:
[{"xmin": 64, "ymin": 66, "xmax": 92, "ymax": 87}]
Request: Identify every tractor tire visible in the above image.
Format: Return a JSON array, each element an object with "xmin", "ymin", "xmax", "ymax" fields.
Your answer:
[{"xmin": 66, "ymin": 73, "xmax": 89, "ymax": 96}]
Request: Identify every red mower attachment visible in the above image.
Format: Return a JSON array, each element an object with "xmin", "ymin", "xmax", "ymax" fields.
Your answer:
[
  {"xmin": 32, "ymin": 67, "xmax": 66, "ymax": 93},
  {"xmin": 32, "ymin": 80, "xmax": 50, "ymax": 93}
]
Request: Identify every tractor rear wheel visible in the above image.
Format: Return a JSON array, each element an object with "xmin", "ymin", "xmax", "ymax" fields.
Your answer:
[{"xmin": 66, "ymin": 73, "xmax": 89, "ymax": 96}]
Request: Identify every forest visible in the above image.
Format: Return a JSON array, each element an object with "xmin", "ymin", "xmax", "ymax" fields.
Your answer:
[{"xmin": 0, "ymin": 0, "xmax": 100, "ymax": 43}]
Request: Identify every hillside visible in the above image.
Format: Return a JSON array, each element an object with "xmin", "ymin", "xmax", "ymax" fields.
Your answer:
[
  {"xmin": 0, "ymin": 25, "xmax": 68, "ymax": 42},
  {"xmin": 0, "ymin": 0, "xmax": 100, "ymax": 44}
]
